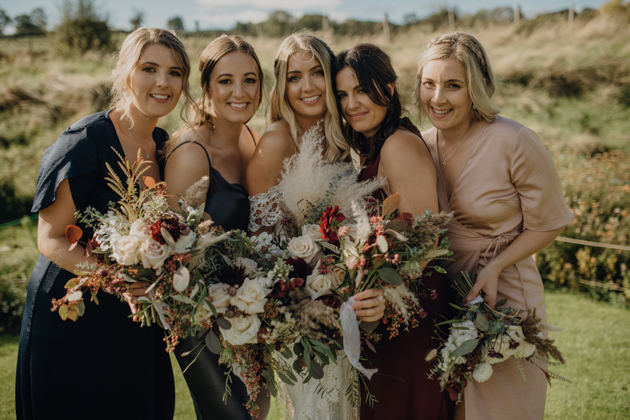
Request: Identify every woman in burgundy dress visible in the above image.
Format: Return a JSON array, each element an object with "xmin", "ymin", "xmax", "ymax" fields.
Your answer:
[{"xmin": 334, "ymin": 44, "xmax": 454, "ymax": 420}]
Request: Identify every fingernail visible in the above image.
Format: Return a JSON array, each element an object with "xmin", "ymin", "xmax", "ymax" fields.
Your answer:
[{"xmin": 466, "ymin": 295, "xmax": 472, "ymax": 301}]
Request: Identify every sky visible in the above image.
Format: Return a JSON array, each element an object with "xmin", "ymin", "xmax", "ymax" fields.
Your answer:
[{"xmin": 1, "ymin": 0, "xmax": 609, "ymax": 32}]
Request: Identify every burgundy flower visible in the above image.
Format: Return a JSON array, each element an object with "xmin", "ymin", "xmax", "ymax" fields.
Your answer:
[
  {"xmin": 151, "ymin": 216, "xmax": 183, "ymax": 244},
  {"xmin": 319, "ymin": 295, "xmax": 341, "ymax": 309},
  {"xmin": 286, "ymin": 258, "xmax": 313, "ymax": 279},
  {"xmin": 270, "ymin": 277, "xmax": 305, "ymax": 299},
  {"xmin": 320, "ymin": 206, "xmax": 346, "ymax": 245}
]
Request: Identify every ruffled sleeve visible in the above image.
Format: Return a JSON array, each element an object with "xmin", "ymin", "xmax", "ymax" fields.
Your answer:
[
  {"xmin": 511, "ymin": 126, "xmax": 574, "ymax": 231},
  {"xmin": 31, "ymin": 118, "xmax": 103, "ymax": 213}
]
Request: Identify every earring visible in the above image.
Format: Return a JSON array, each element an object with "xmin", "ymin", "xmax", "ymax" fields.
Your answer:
[{"xmin": 472, "ymin": 104, "xmax": 477, "ymax": 110}]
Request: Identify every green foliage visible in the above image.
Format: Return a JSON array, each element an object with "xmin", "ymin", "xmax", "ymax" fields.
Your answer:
[
  {"xmin": 167, "ymin": 16, "xmax": 185, "ymax": 32},
  {"xmin": 55, "ymin": 0, "xmax": 113, "ymax": 55},
  {"xmin": 0, "ymin": 8, "xmax": 11, "ymax": 36},
  {"xmin": 0, "ymin": 180, "xmax": 32, "ymax": 224},
  {"xmin": 538, "ymin": 151, "xmax": 630, "ymax": 308},
  {"xmin": 14, "ymin": 14, "xmax": 45, "ymax": 36}
]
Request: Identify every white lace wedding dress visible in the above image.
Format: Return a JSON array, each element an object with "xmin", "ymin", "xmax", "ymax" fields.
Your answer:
[{"xmin": 249, "ymin": 186, "xmax": 359, "ymax": 420}]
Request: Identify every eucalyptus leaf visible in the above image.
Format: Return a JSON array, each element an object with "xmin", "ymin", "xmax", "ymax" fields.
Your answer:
[
  {"xmin": 171, "ymin": 295, "xmax": 195, "ymax": 304},
  {"xmin": 64, "ymin": 279, "xmax": 78, "ymax": 289},
  {"xmin": 190, "ymin": 283, "xmax": 200, "ymax": 299},
  {"xmin": 475, "ymin": 313, "xmax": 490, "ymax": 332},
  {"xmin": 308, "ymin": 360, "xmax": 324, "ymax": 380},
  {"xmin": 360, "ymin": 321, "xmax": 380, "ymax": 332},
  {"xmin": 429, "ymin": 265, "xmax": 447, "ymax": 274},
  {"xmin": 59, "ymin": 304, "xmax": 68, "ymax": 321},
  {"xmin": 122, "ymin": 274, "xmax": 139, "ymax": 283},
  {"xmin": 77, "ymin": 300, "xmax": 86, "ymax": 316},
  {"xmin": 220, "ymin": 253, "xmax": 233, "ymax": 267},
  {"xmin": 205, "ymin": 330, "xmax": 222, "ymax": 355},
  {"xmin": 384, "ymin": 219, "xmax": 407, "ymax": 232},
  {"xmin": 277, "ymin": 370, "xmax": 295, "ymax": 387},
  {"xmin": 216, "ymin": 317, "xmax": 231, "ymax": 330},
  {"xmin": 377, "ymin": 267, "xmax": 402, "ymax": 286},
  {"xmin": 293, "ymin": 358, "xmax": 303, "ymax": 374},
  {"xmin": 280, "ymin": 347, "xmax": 293, "ymax": 360},
  {"xmin": 449, "ymin": 303, "xmax": 468, "ymax": 311},
  {"xmin": 488, "ymin": 321, "xmax": 505, "ymax": 335},
  {"xmin": 495, "ymin": 298, "xmax": 508, "ymax": 308},
  {"xmin": 452, "ymin": 338, "xmax": 479, "ymax": 357}
]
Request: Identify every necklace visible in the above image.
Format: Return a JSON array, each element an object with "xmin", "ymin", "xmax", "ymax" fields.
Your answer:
[
  {"xmin": 439, "ymin": 122, "xmax": 476, "ymax": 167},
  {"xmin": 127, "ymin": 126, "xmax": 151, "ymax": 159}
]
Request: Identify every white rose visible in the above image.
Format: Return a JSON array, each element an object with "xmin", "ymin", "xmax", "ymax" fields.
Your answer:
[
  {"xmin": 331, "ymin": 265, "xmax": 347, "ymax": 289},
  {"xmin": 193, "ymin": 300, "xmax": 213, "ymax": 324},
  {"xmin": 208, "ymin": 283, "xmax": 231, "ymax": 314},
  {"xmin": 230, "ymin": 278, "xmax": 270, "ymax": 314},
  {"xmin": 487, "ymin": 333, "xmax": 517, "ymax": 364},
  {"xmin": 129, "ymin": 218, "xmax": 152, "ymax": 241},
  {"xmin": 506, "ymin": 325, "xmax": 537, "ymax": 359},
  {"xmin": 111, "ymin": 235, "xmax": 141, "ymax": 265},
  {"xmin": 305, "ymin": 261, "xmax": 334, "ymax": 300},
  {"xmin": 302, "ymin": 224, "xmax": 323, "ymax": 242},
  {"xmin": 139, "ymin": 238, "xmax": 171, "ymax": 269},
  {"xmin": 472, "ymin": 362, "xmax": 493, "ymax": 383},
  {"xmin": 287, "ymin": 235, "xmax": 320, "ymax": 263},
  {"xmin": 220, "ymin": 314, "xmax": 261, "ymax": 346},
  {"xmin": 162, "ymin": 227, "xmax": 196, "ymax": 252},
  {"xmin": 235, "ymin": 257, "xmax": 259, "ymax": 276}
]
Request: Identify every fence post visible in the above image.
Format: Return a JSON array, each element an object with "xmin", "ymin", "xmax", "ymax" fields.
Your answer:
[
  {"xmin": 448, "ymin": 8, "xmax": 455, "ymax": 31},
  {"xmin": 568, "ymin": 2, "xmax": 575, "ymax": 30},
  {"xmin": 514, "ymin": 3, "xmax": 521, "ymax": 25}
]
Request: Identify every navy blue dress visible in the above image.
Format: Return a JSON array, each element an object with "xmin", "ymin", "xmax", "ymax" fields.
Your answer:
[
  {"xmin": 16, "ymin": 111, "xmax": 175, "ymax": 420},
  {"xmin": 168, "ymin": 137, "xmax": 260, "ymax": 419}
]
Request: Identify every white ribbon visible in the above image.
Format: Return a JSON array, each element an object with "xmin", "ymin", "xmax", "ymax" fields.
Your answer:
[
  {"xmin": 467, "ymin": 295, "xmax": 485, "ymax": 307},
  {"xmin": 340, "ymin": 296, "xmax": 378, "ymax": 379}
]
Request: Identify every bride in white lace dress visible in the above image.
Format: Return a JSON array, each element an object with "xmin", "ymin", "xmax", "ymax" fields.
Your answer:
[{"xmin": 246, "ymin": 33, "xmax": 385, "ymax": 420}]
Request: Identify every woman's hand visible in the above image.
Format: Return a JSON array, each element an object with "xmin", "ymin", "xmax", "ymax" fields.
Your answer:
[
  {"xmin": 123, "ymin": 281, "xmax": 150, "ymax": 322},
  {"xmin": 352, "ymin": 288, "xmax": 385, "ymax": 322},
  {"xmin": 467, "ymin": 263, "xmax": 501, "ymax": 308}
]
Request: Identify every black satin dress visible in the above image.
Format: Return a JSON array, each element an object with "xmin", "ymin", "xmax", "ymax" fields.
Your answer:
[
  {"xmin": 169, "ymin": 133, "xmax": 265, "ymax": 419},
  {"xmin": 16, "ymin": 111, "xmax": 175, "ymax": 420}
]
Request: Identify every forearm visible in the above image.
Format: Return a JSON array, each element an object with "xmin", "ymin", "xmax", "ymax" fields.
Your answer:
[
  {"xmin": 40, "ymin": 235, "xmax": 97, "ymax": 273},
  {"xmin": 486, "ymin": 227, "xmax": 565, "ymax": 273}
]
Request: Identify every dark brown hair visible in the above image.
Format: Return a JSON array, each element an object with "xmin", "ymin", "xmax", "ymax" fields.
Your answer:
[{"xmin": 334, "ymin": 43, "xmax": 404, "ymax": 162}]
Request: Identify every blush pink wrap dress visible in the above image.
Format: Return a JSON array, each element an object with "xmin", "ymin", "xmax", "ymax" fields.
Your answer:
[{"xmin": 423, "ymin": 116, "xmax": 574, "ymax": 420}]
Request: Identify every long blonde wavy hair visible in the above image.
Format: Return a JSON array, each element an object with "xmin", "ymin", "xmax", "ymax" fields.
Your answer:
[
  {"xmin": 109, "ymin": 27, "xmax": 195, "ymax": 126},
  {"xmin": 270, "ymin": 32, "xmax": 348, "ymax": 163},
  {"xmin": 412, "ymin": 32, "xmax": 500, "ymax": 125}
]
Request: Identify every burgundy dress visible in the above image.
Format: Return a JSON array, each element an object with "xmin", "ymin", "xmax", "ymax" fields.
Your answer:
[{"xmin": 357, "ymin": 119, "xmax": 454, "ymax": 420}]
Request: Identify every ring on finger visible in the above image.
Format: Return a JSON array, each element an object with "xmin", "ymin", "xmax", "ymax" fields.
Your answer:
[{"xmin": 377, "ymin": 296, "xmax": 383, "ymax": 302}]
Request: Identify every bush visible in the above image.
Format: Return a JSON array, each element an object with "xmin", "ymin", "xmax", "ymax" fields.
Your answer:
[
  {"xmin": 0, "ymin": 281, "xmax": 26, "ymax": 334},
  {"xmin": 538, "ymin": 151, "xmax": 630, "ymax": 307},
  {"xmin": 55, "ymin": 0, "xmax": 113, "ymax": 55},
  {"xmin": 0, "ymin": 180, "xmax": 32, "ymax": 224}
]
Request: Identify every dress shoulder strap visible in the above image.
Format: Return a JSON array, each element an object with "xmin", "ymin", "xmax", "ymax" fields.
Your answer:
[
  {"xmin": 245, "ymin": 125, "xmax": 256, "ymax": 146},
  {"xmin": 167, "ymin": 140, "xmax": 212, "ymax": 169}
]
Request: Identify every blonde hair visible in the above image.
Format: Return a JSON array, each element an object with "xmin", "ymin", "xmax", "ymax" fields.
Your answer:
[
  {"xmin": 270, "ymin": 32, "xmax": 348, "ymax": 163},
  {"xmin": 413, "ymin": 32, "xmax": 500, "ymax": 125},
  {"xmin": 110, "ymin": 27, "xmax": 195, "ymax": 126}
]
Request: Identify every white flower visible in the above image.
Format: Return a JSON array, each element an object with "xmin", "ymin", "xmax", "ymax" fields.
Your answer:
[
  {"xmin": 344, "ymin": 223, "xmax": 360, "ymax": 241},
  {"xmin": 220, "ymin": 314, "xmax": 261, "ymax": 346},
  {"xmin": 110, "ymin": 235, "xmax": 142, "ymax": 265},
  {"xmin": 287, "ymin": 235, "xmax": 319, "ymax": 263},
  {"xmin": 187, "ymin": 206, "xmax": 199, "ymax": 216},
  {"xmin": 331, "ymin": 265, "xmax": 347, "ymax": 289},
  {"xmin": 208, "ymin": 283, "xmax": 231, "ymax": 314},
  {"xmin": 235, "ymin": 257, "xmax": 259, "ymax": 276},
  {"xmin": 506, "ymin": 325, "xmax": 537, "ymax": 359},
  {"xmin": 193, "ymin": 300, "xmax": 213, "ymax": 324},
  {"xmin": 302, "ymin": 224, "xmax": 323, "ymax": 241},
  {"xmin": 252, "ymin": 232, "xmax": 273, "ymax": 247},
  {"xmin": 342, "ymin": 239, "xmax": 361, "ymax": 262},
  {"xmin": 139, "ymin": 238, "xmax": 170, "ymax": 269},
  {"xmin": 488, "ymin": 333, "xmax": 518, "ymax": 364},
  {"xmin": 161, "ymin": 227, "xmax": 196, "ymax": 252},
  {"xmin": 129, "ymin": 218, "xmax": 152, "ymax": 241},
  {"xmin": 472, "ymin": 362, "xmax": 493, "ymax": 382},
  {"xmin": 230, "ymin": 278, "xmax": 270, "ymax": 314},
  {"xmin": 305, "ymin": 261, "xmax": 334, "ymax": 300},
  {"xmin": 260, "ymin": 271, "xmax": 275, "ymax": 289}
]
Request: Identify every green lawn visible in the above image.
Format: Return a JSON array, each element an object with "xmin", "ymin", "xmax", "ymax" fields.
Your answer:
[{"xmin": 1, "ymin": 289, "xmax": 628, "ymax": 419}]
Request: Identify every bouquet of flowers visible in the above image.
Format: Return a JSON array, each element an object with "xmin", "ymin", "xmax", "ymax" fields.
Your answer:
[
  {"xmin": 427, "ymin": 271, "xmax": 568, "ymax": 403},
  {"xmin": 51, "ymin": 152, "xmax": 233, "ymax": 353},
  {"xmin": 267, "ymin": 126, "xmax": 454, "ymax": 409}
]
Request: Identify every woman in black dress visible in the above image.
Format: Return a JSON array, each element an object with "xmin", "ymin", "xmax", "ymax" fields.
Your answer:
[
  {"xmin": 16, "ymin": 28, "xmax": 195, "ymax": 420},
  {"xmin": 164, "ymin": 35, "xmax": 269, "ymax": 420},
  {"xmin": 334, "ymin": 44, "xmax": 454, "ymax": 420}
]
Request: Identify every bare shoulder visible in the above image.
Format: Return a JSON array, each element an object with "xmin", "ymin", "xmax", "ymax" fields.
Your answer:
[
  {"xmin": 165, "ymin": 128, "xmax": 209, "ymax": 170},
  {"xmin": 253, "ymin": 121, "xmax": 296, "ymax": 161},
  {"xmin": 380, "ymin": 129, "xmax": 432, "ymax": 163}
]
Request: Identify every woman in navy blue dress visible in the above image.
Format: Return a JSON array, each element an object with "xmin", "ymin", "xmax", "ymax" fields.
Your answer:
[
  {"xmin": 164, "ymin": 35, "xmax": 269, "ymax": 420},
  {"xmin": 16, "ymin": 28, "xmax": 195, "ymax": 420}
]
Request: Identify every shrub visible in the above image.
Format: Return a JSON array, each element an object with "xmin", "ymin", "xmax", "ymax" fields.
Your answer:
[
  {"xmin": 0, "ymin": 281, "xmax": 26, "ymax": 334},
  {"xmin": 538, "ymin": 151, "xmax": 630, "ymax": 307},
  {"xmin": 55, "ymin": 0, "xmax": 113, "ymax": 55}
]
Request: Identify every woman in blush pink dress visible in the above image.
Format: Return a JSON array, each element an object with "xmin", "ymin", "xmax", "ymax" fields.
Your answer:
[{"xmin": 413, "ymin": 32, "xmax": 573, "ymax": 420}]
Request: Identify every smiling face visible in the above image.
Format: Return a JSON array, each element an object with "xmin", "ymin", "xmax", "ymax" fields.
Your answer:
[
  {"xmin": 336, "ymin": 67, "xmax": 388, "ymax": 139},
  {"xmin": 285, "ymin": 51, "xmax": 327, "ymax": 126},
  {"xmin": 207, "ymin": 51, "xmax": 260, "ymax": 124},
  {"xmin": 127, "ymin": 43, "xmax": 184, "ymax": 120},
  {"xmin": 420, "ymin": 57, "xmax": 474, "ymax": 135}
]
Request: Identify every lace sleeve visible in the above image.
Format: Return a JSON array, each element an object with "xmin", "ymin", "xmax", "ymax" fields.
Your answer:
[{"xmin": 249, "ymin": 184, "xmax": 284, "ymax": 232}]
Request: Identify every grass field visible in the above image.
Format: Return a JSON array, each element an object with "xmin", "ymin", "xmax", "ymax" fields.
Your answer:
[{"xmin": 1, "ymin": 287, "xmax": 629, "ymax": 419}]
